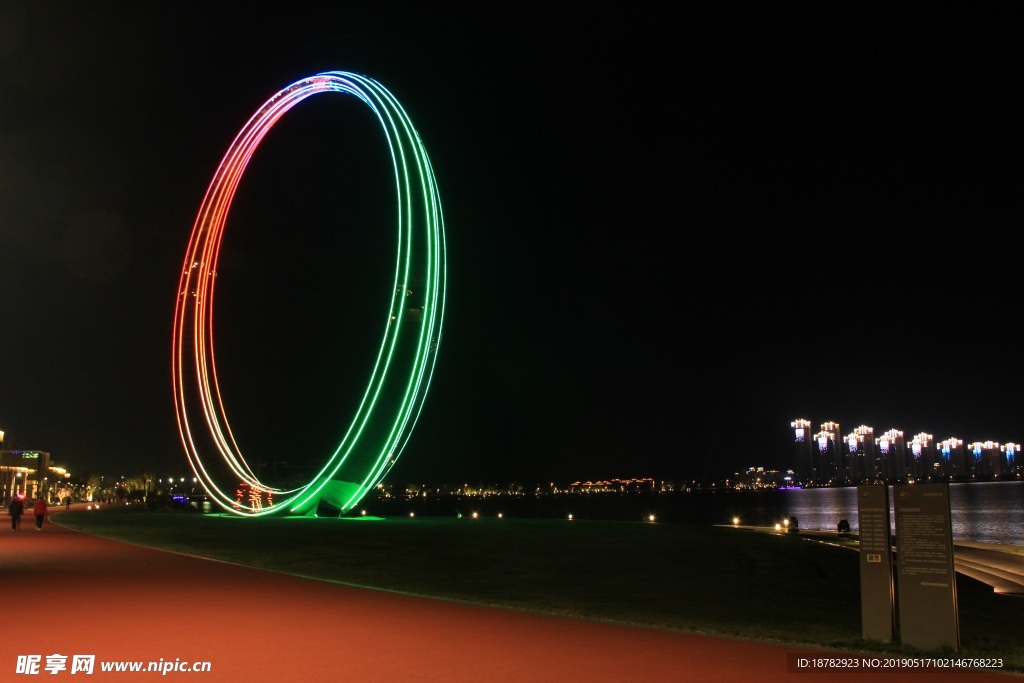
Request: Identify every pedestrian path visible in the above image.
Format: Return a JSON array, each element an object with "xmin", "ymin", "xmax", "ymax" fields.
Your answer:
[{"xmin": 1, "ymin": 514, "xmax": 1017, "ymax": 681}]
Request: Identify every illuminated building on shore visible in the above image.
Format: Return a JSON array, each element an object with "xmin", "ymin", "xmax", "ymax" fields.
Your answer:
[
  {"xmin": 909, "ymin": 432, "xmax": 936, "ymax": 480},
  {"xmin": 735, "ymin": 467, "xmax": 796, "ymax": 489},
  {"xmin": 813, "ymin": 422, "xmax": 840, "ymax": 485},
  {"xmin": 843, "ymin": 432, "xmax": 861, "ymax": 483},
  {"xmin": 843, "ymin": 425, "xmax": 876, "ymax": 482},
  {"xmin": 792, "ymin": 418, "xmax": 1020, "ymax": 484},
  {"xmin": 1002, "ymin": 443, "xmax": 1020, "ymax": 476},
  {"xmin": 569, "ymin": 478, "xmax": 655, "ymax": 492},
  {"xmin": 938, "ymin": 437, "xmax": 965, "ymax": 478},
  {"xmin": 791, "ymin": 419, "xmax": 814, "ymax": 484},
  {"xmin": 968, "ymin": 440, "xmax": 1002, "ymax": 478},
  {"xmin": 875, "ymin": 428, "xmax": 905, "ymax": 481}
]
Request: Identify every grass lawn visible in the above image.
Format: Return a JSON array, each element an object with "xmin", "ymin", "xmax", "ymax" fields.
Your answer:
[{"xmin": 54, "ymin": 506, "xmax": 1024, "ymax": 671}]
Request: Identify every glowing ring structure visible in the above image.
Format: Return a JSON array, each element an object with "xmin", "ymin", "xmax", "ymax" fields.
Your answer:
[{"xmin": 172, "ymin": 71, "xmax": 445, "ymax": 517}]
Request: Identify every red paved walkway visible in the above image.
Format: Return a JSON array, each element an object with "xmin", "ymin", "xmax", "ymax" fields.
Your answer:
[{"xmin": 1, "ymin": 511, "xmax": 1018, "ymax": 682}]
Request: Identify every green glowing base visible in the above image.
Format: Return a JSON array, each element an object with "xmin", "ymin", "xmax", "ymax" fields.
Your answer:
[{"xmin": 288, "ymin": 478, "xmax": 363, "ymax": 516}]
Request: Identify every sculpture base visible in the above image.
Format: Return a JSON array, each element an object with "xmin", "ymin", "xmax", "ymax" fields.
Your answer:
[{"xmin": 287, "ymin": 478, "xmax": 363, "ymax": 516}]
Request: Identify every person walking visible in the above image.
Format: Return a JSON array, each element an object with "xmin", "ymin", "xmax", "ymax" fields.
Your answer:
[
  {"xmin": 34, "ymin": 496, "xmax": 48, "ymax": 531},
  {"xmin": 9, "ymin": 496, "xmax": 24, "ymax": 531}
]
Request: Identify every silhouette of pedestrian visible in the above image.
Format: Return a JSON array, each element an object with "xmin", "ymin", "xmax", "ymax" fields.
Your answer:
[
  {"xmin": 837, "ymin": 519, "xmax": 850, "ymax": 537},
  {"xmin": 34, "ymin": 497, "xmax": 48, "ymax": 531},
  {"xmin": 9, "ymin": 497, "xmax": 25, "ymax": 531},
  {"xmin": 65, "ymin": 496, "xmax": 71, "ymax": 511}
]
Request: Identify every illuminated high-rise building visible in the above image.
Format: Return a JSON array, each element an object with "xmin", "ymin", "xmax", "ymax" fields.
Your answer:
[
  {"xmin": 909, "ymin": 432, "xmax": 935, "ymax": 480},
  {"xmin": 966, "ymin": 440, "xmax": 1001, "ymax": 478},
  {"xmin": 854, "ymin": 425, "xmax": 875, "ymax": 481},
  {"xmin": 875, "ymin": 428, "xmax": 905, "ymax": 482},
  {"xmin": 786, "ymin": 419, "xmax": 1017, "ymax": 485},
  {"xmin": 843, "ymin": 432, "xmax": 861, "ymax": 483},
  {"xmin": 981, "ymin": 440, "xmax": 1002, "ymax": 478},
  {"xmin": 790, "ymin": 419, "xmax": 814, "ymax": 484},
  {"xmin": 967, "ymin": 441, "xmax": 982, "ymax": 476},
  {"xmin": 1003, "ymin": 444, "xmax": 1019, "ymax": 475},
  {"xmin": 816, "ymin": 421, "xmax": 840, "ymax": 484},
  {"xmin": 1000, "ymin": 442, "xmax": 1019, "ymax": 477},
  {"xmin": 938, "ymin": 437, "xmax": 965, "ymax": 478}
]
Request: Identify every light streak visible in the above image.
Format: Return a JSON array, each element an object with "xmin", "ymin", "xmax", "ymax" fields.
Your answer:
[{"xmin": 172, "ymin": 72, "xmax": 446, "ymax": 516}]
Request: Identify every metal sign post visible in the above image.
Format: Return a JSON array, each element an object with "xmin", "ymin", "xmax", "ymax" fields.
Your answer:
[
  {"xmin": 893, "ymin": 482, "xmax": 959, "ymax": 651},
  {"xmin": 857, "ymin": 484, "xmax": 895, "ymax": 642}
]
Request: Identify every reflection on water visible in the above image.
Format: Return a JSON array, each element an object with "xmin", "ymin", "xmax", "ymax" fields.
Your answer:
[
  {"xmin": 777, "ymin": 481, "xmax": 1023, "ymax": 547},
  {"xmin": 367, "ymin": 481, "xmax": 1022, "ymax": 547}
]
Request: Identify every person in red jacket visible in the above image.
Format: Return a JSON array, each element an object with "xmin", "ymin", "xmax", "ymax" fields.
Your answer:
[{"xmin": 33, "ymin": 497, "xmax": 48, "ymax": 531}]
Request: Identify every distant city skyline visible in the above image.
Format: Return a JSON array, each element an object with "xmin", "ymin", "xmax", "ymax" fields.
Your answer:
[{"xmin": 791, "ymin": 418, "xmax": 1021, "ymax": 487}]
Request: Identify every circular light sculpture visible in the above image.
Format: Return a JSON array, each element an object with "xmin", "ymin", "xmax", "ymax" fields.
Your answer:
[{"xmin": 172, "ymin": 71, "xmax": 445, "ymax": 517}]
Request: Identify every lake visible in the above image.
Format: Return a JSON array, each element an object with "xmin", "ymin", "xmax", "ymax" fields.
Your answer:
[
  {"xmin": 369, "ymin": 480, "xmax": 1024, "ymax": 547},
  {"xmin": 773, "ymin": 480, "xmax": 1023, "ymax": 546}
]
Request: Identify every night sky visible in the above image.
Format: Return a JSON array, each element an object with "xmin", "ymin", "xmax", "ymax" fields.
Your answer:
[{"xmin": 2, "ymin": 4, "xmax": 1022, "ymax": 488}]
